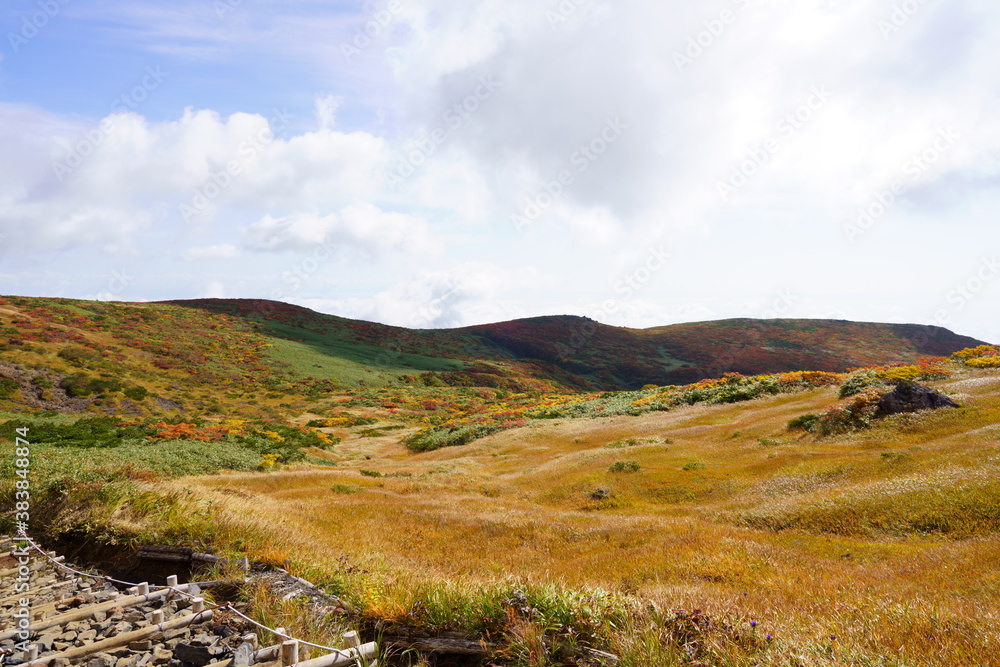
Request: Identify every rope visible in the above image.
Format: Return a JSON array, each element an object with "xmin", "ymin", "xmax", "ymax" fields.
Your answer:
[{"xmin": 11, "ymin": 530, "xmax": 364, "ymax": 663}]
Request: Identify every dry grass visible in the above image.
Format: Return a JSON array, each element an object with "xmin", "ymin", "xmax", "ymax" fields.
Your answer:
[{"xmin": 62, "ymin": 371, "xmax": 1000, "ymax": 664}]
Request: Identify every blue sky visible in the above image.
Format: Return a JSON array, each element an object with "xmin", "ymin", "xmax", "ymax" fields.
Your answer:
[{"xmin": 1, "ymin": 0, "xmax": 999, "ymax": 344}]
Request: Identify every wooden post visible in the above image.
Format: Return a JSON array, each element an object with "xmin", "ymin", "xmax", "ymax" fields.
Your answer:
[
  {"xmin": 25, "ymin": 646, "xmax": 38, "ymax": 661},
  {"xmin": 151, "ymin": 610, "xmax": 164, "ymax": 624},
  {"xmin": 281, "ymin": 640, "xmax": 299, "ymax": 666},
  {"xmin": 343, "ymin": 632, "xmax": 361, "ymax": 650},
  {"xmin": 285, "ymin": 642, "xmax": 377, "ymax": 667},
  {"xmin": 191, "ymin": 598, "xmax": 205, "ymax": 613},
  {"xmin": 166, "ymin": 575, "xmax": 179, "ymax": 587},
  {"xmin": 137, "ymin": 582, "xmax": 149, "ymax": 596}
]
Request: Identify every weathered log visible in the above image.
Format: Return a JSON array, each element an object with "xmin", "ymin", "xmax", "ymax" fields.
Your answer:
[
  {"xmin": 140, "ymin": 545, "xmax": 195, "ymax": 556},
  {"xmin": 137, "ymin": 551, "xmax": 191, "ymax": 563},
  {"xmin": 379, "ymin": 627, "xmax": 492, "ymax": 656},
  {"xmin": 192, "ymin": 553, "xmax": 226, "ymax": 564}
]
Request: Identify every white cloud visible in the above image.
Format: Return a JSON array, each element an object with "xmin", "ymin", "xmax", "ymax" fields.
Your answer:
[
  {"xmin": 181, "ymin": 244, "xmax": 239, "ymax": 261},
  {"xmin": 243, "ymin": 203, "xmax": 434, "ymax": 256},
  {"xmin": 0, "ymin": 105, "xmax": 394, "ymax": 257}
]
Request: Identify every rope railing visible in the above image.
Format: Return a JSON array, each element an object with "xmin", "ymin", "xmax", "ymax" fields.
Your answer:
[{"xmin": 10, "ymin": 530, "xmax": 371, "ymax": 666}]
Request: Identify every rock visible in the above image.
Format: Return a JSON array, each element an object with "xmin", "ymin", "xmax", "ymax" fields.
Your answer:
[
  {"xmin": 129, "ymin": 641, "xmax": 153, "ymax": 651},
  {"xmin": 53, "ymin": 641, "xmax": 72, "ymax": 651},
  {"xmin": 78, "ymin": 629, "xmax": 99, "ymax": 642},
  {"xmin": 124, "ymin": 610, "xmax": 145, "ymax": 623},
  {"xmin": 109, "ymin": 622, "xmax": 134, "ymax": 637},
  {"xmin": 878, "ymin": 382, "xmax": 960, "ymax": 416},
  {"xmin": 213, "ymin": 625, "xmax": 235, "ymax": 638},
  {"xmin": 87, "ymin": 652, "xmax": 116, "ymax": 667},
  {"xmin": 93, "ymin": 611, "xmax": 108, "ymax": 623},
  {"xmin": 232, "ymin": 643, "xmax": 254, "ymax": 667},
  {"xmin": 163, "ymin": 627, "xmax": 190, "ymax": 642},
  {"xmin": 36, "ymin": 633, "xmax": 60, "ymax": 652},
  {"xmin": 151, "ymin": 649, "xmax": 173, "ymax": 665},
  {"xmin": 173, "ymin": 643, "xmax": 227, "ymax": 667}
]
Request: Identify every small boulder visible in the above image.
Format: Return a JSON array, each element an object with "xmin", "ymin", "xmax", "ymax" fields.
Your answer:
[{"xmin": 877, "ymin": 382, "xmax": 959, "ymax": 416}]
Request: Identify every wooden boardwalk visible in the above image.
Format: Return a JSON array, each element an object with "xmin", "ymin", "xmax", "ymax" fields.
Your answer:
[{"xmin": 0, "ymin": 536, "xmax": 376, "ymax": 667}]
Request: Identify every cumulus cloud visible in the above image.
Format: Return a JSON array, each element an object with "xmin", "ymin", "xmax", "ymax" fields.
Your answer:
[
  {"xmin": 0, "ymin": 105, "xmax": 393, "ymax": 257},
  {"xmin": 243, "ymin": 203, "xmax": 434, "ymax": 256}
]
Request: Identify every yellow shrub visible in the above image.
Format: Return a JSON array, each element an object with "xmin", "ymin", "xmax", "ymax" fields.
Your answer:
[
  {"xmin": 258, "ymin": 453, "xmax": 281, "ymax": 470},
  {"xmin": 967, "ymin": 356, "xmax": 1000, "ymax": 368},
  {"xmin": 952, "ymin": 345, "xmax": 999, "ymax": 361}
]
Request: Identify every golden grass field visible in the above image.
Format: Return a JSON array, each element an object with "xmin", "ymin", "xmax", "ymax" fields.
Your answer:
[{"xmin": 122, "ymin": 370, "xmax": 1000, "ymax": 666}]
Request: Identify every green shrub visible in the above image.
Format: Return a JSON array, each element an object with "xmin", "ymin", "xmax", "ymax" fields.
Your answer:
[
  {"xmin": 31, "ymin": 376, "xmax": 53, "ymax": 389},
  {"xmin": 59, "ymin": 373, "xmax": 122, "ymax": 397},
  {"xmin": 57, "ymin": 346, "xmax": 99, "ymax": 366},
  {"xmin": 331, "ymin": 484, "xmax": 360, "ymax": 494},
  {"xmin": 839, "ymin": 370, "xmax": 886, "ymax": 398},
  {"xmin": 123, "ymin": 386, "xmax": 148, "ymax": 401},
  {"xmin": 0, "ymin": 378, "xmax": 18, "ymax": 399},
  {"xmin": 406, "ymin": 423, "xmax": 506, "ymax": 452},
  {"xmin": 682, "ymin": 462, "xmax": 706, "ymax": 471},
  {"xmin": 787, "ymin": 414, "xmax": 821, "ymax": 432},
  {"xmin": 609, "ymin": 461, "xmax": 641, "ymax": 473},
  {"xmin": 359, "ymin": 469, "xmax": 383, "ymax": 478}
]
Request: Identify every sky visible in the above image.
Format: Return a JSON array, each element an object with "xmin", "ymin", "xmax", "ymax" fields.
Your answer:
[{"xmin": 0, "ymin": 0, "xmax": 998, "ymax": 343}]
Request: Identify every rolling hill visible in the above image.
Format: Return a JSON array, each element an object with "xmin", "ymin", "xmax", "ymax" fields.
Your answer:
[{"xmin": 0, "ymin": 295, "xmax": 989, "ymax": 419}]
